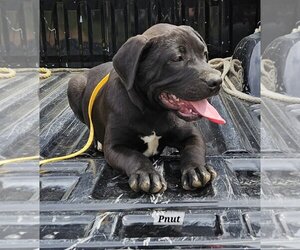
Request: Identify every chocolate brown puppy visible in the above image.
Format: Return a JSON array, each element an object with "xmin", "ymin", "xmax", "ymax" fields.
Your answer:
[{"xmin": 68, "ymin": 23, "xmax": 225, "ymax": 193}]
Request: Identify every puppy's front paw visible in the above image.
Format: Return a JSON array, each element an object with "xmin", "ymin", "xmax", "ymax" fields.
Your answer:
[
  {"xmin": 128, "ymin": 168, "xmax": 167, "ymax": 194},
  {"xmin": 181, "ymin": 164, "xmax": 217, "ymax": 190}
]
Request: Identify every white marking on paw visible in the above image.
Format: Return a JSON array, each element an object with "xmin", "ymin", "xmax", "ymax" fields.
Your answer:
[
  {"xmin": 140, "ymin": 131, "xmax": 162, "ymax": 157},
  {"xmin": 96, "ymin": 141, "xmax": 103, "ymax": 151}
]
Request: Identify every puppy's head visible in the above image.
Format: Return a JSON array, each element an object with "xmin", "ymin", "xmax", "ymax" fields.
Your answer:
[{"xmin": 113, "ymin": 24, "xmax": 225, "ymax": 124}]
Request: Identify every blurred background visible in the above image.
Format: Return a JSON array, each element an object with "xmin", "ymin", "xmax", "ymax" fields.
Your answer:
[{"xmin": 38, "ymin": 0, "xmax": 259, "ymax": 67}]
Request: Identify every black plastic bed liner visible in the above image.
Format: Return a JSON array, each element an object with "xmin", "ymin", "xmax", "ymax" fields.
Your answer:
[{"xmin": 1, "ymin": 72, "xmax": 300, "ymax": 249}]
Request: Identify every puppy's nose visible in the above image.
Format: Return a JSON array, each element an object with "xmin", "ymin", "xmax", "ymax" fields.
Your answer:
[{"xmin": 207, "ymin": 75, "xmax": 222, "ymax": 88}]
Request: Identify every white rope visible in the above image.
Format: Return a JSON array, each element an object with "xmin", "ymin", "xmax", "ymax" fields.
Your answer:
[
  {"xmin": 3, "ymin": 57, "xmax": 298, "ymax": 104},
  {"xmin": 291, "ymin": 25, "xmax": 300, "ymax": 33},
  {"xmin": 209, "ymin": 57, "xmax": 261, "ymax": 103},
  {"xmin": 261, "ymin": 59, "xmax": 300, "ymax": 103},
  {"xmin": 50, "ymin": 68, "xmax": 89, "ymax": 72},
  {"xmin": 210, "ymin": 57, "xmax": 300, "ymax": 104}
]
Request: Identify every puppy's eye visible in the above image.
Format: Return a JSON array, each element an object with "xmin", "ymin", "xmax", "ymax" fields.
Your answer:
[
  {"xmin": 171, "ymin": 55, "xmax": 184, "ymax": 62},
  {"xmin": 179, "ymin": 46, "xmax": 186, "ymax": 53}
]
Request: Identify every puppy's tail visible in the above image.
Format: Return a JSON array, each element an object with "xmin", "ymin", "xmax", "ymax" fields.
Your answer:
[{"xmin": 67, "ymin": 73, "xmax": 87, "ymax": 123}]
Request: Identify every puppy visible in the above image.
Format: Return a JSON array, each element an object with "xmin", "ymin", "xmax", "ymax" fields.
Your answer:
[{"xmin": 68, "ymin": 23, "xmax": 225, "ymax": 193}]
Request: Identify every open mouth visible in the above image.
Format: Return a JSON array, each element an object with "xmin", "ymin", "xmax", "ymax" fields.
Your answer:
[{"xmin": 159, "ymin": 92, "xmax": 226, "ymax": 124}]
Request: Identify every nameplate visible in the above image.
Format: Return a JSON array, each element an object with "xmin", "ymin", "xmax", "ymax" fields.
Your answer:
[{"xmin": 152, "ymin": 211, "xmax": 185, "ymax": 225}]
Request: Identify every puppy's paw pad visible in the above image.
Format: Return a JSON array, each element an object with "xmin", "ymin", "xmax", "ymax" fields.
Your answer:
[{"xmin": 128, "ymin": 168, "xmax": 167, "ymax": 194}]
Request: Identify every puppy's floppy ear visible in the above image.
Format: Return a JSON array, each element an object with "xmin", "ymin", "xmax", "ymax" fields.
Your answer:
[{"xmin": 113, "ymin": 35, "xmax": 148, "ymax": 111}]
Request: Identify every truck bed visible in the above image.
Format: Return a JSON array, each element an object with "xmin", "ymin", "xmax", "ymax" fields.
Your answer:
[{"xmin": 1, "ymin": 71, "xmax": 299, "ymax": 249}]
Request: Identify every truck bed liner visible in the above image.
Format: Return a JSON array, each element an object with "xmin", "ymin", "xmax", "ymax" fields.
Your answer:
[{"xmin": 0, "ymin": 72, "xmax": 299, "ymax": 249}]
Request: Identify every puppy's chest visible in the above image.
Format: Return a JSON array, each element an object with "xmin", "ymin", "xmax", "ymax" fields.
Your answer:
[
  {"xmin": 139, "ymin": 131, "xmax": 162, "ymax": 157},
  {"xmin": 132, "ymin": 113, "xmax": 173, "ymax": 157}
]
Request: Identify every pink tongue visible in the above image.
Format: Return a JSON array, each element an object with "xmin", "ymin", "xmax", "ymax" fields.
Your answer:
[{"xmin": 190, "ymin": 99, "xmax": 226, "ymax": 124}]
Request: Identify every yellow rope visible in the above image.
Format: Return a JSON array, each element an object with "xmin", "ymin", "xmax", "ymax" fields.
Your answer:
[
  {"xmin": 0, "ymin": 68, "xmax": 16, "ymax": 79},
  {"xmin": 0, "ymin": 71, "xmax": 108, "ymax": 167},
  {"xmin": 39, "ymin": 68, "xmax": 52, "ymax": 79},
  {"xmin": 0, "ymin": 68, "xmax": 91, "ymax": 80},
  {"xmin": 39, "ymin": 73, "xmax": 110, "ymax": 165},
  {"xmin": 0, "ymin": 71, "xmax": 109, "ymax": 166},
  {"xmin": 0, "ymin": 67, "xmax": 52, "ymax": 79},
  {"xmin": 0, "ymin": 156, "xmax": 39, "ymax": 166}
]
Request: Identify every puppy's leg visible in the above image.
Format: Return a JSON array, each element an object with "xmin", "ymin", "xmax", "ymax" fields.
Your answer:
[
  {"xmin": 67, "ymin": 74, "xmax": 88, "ymax": 123},
  {"xmin": 103, "ymin": 130, "xmax": 167, "ymax": 194},
  {"xmin": 169, "ymin": 125, "xmax": 217, "ymax": 190}
]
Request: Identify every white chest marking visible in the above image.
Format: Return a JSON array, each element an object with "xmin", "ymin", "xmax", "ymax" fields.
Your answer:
[
  {"xmin": 96, "ymin": 141, "xmax": 103, "ymax": 152},
  {"xmin": 140, "ymin": 131, "xmax": 162, "ymax": 157}
]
